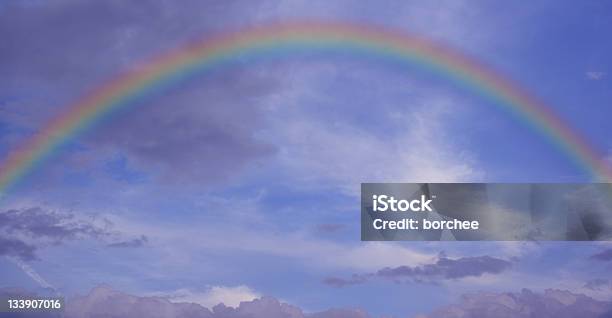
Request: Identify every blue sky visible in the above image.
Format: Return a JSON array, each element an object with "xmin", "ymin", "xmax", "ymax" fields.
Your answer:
[{"xmin": 1, "ymin": 1, "xmax": 612, "ymax": 317}]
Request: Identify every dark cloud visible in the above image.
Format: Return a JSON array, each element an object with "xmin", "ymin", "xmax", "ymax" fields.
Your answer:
[
  {"xmin": 0, "ymin": 207, "xmax": 107, "ymax": 241},
  {"xmin": 87, "ymin": 73, "xmax": 277, "ymax": 183},
  {"xmin": 308, "ymin": 309, "xmax": 370, "ymax": 318},
  {"xmin": 0, "ymin": 0, "xmax": 278, "ymax": 184},
  {"xmin": 323, "ymin": 275, "xmax": 369, "ymax": 288},
  {"xmin": 0, "ymin": 0, "xmax": 262, "ymax": 96},
  {"xmin": 423, "ymin": 289, "xmax": 612, "ymax": 318},
  {"xmin": 0, "ymin": 236, "xmax": 37, "ymax": 261},
  {"xmin": 324, "ymin": 255, "xmax": 512, "ymax": 287},
  {"xmin": 0, "ymin": 207, "xmax": 109, "ymax": 261},
  {"xmin": 590, "ymin": 249, "xmax": 612, "ymax": 262},
  {"xmin": 315, "ymin": 223, "xmax": 345, "ymax": 233},
  {"xmin": 107, "ymin": 235, "xmax": 148, "ymax": 248},
  {"xmin": 584, "ymin": 279, "xmax": 612, "ymax": 291},
  {"xmin": 0, "ymin": 207, "xmax": 146, "ymax": 260}
]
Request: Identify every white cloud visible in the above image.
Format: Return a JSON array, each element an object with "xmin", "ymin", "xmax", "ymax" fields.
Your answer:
[
  {"xmin": 156, "ymin": 285, "xmax": 261, "ymax": 308},
  {"xmin": 6, "ymin": 256, "xmax": 57, "ymax": 293},
  {"xmin": 263, "ymin": 99, "xmax": 481, "ymax": 195}
]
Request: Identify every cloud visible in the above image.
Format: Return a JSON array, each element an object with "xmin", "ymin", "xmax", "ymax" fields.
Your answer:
[
  {"xmin": 324, "ymin": 255, "xmax": 512, "ymax": 287},
  {"xmin": 315, "ymin": 223, "xmax": 345, "ymax": 233},
  {"xmin": 179, "ymin": 230, "xmax": 434, "ymax": 272},
  {"xmin": 0, "ymin": 236, "xmax": 37, "ymax": 261},
  {"xmin": 210, "ymin": 296, "xmax": 305, "ymax": 318},
  {"xmin": 308, "ymin": 309, "xmax": 371, "ymax": 318},
  {"xmin": 65, "ymin": 285, "xmax": 215, "ymax": 318},
  {"xmin": 586, "ymin": 71, "xmax": 606, "ymax": 80},
  {"xmin": 11, "ymin": 285, "xmax": 612, "ymax": 318},
  {"xmin": 420, "ymin": 289, "xmax": 612, "ymax": 318},
  {"xmin": 157, "ymin": 285, "xmax": 261, "ymax": 308},
  {"xmin": 590, "ymin": 249, "xmax": 612, "ymax": 261},
  {"xmin": 6, "ymin": 257, "xmax": 57, "ymax": 293},
  {"xmin": 64, "ymin": 285, "xmax": 305, "ymax": 318},
  {"xmin": 323, "ymin": 275, "xmax": 369, "ymax": 288},
  {"xmin": 584, "ymin": 279, "xmax": 612, "ymax": 291},
  {"xmin": 0, "ymin": 207, "xmax": 107, "ymax": 261},
  {"xmin": 86, "ymin": 71, "xmax": 278, "ymax": 184},
  {"xmin": 0, "ymin": 206, "xmax": 146, "ymax": 260},
  {"xmin": 117, "ymin": 206, "xmax": 436, "ymax": 272},
  {"xmin": 254, "ymin": 0, "xmax": 492, "ymax": 49},
  {"xmin": 107, "ymin": 235, "xmax": 149, "ymax": 248},
  {"xmin": 0, "ymin": 0, "xmax": 487, "ymax": 191},
  {"xmin": 0, "ymin": 206, "xmax": 150, "ymax": 292},
  {"xmin": 0, "ymin": 0, "xmax": 278, "ymax": 185},
  {"xmin": 263, "ymin": 97, "xmax": 481, "ymax": 195},
  {"xmin": 0, "ymin": 207, "xmax": 107, "ymax": 242},
  {"xmin": 378, "ymin": 255, "xmax": 512, "ymax": 280},
  {"xmin": 0, "ymin": 0, "xmax": 265, "ymax": 98}
]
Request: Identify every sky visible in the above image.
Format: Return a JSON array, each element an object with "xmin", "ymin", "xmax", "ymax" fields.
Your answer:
[{"xmin": 0, "ymin": 0, "xmax": 612, "ymax": 317}]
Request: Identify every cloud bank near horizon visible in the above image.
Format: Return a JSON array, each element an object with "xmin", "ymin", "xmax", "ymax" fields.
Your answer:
[{"xmin": 3, "ymin": 285, "xmax": 611, "ymax": 318}]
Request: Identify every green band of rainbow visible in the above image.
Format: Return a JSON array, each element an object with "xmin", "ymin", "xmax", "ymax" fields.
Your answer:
[{"xmin": 1, "ymin": 21, "xmax": 610, "ymax": 196}]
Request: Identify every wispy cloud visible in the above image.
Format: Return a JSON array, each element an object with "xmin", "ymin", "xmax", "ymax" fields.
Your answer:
[
  {"xmin": 6, "ymin": 256, "xmax": 57, "ymax": 294},
  {"xmin": 261, "ymin": 95, "xmax": 481, "ymax": 195},
  {"xmin": 586, "ymin": 71, "xmax": 606, "ymax": 80},
  {"xmin": 590, "ymin": 248, "xmax": 612, "ymax": 261},
  {"xmin": 324, "ymin": 254, "xmax": 512, "ymax": 287},
  {"xmin": 107, "ymin": 235, "xmax": 149, "ymax": 248},
  {"xmin": 0, "ymin": 207, "xmax": 109, "ymax": 261},
  {"xmin": 584, "ymin": 279, "xmax": 612, "ymax": 291},
  {"xmin": 0, "ymin": 206, "xmax": 147, "ymax": 260}
]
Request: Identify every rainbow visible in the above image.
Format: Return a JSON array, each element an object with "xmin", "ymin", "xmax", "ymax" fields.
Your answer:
[{"xmin": 1, "ymin": 21, "xmax": 611, "ymax": 196}]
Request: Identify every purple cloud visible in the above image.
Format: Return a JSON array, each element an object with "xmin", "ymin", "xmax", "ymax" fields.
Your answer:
[
  {"xmin": 0, "ymin": 207, "xmax": 146, "ymax": 260},
  {"xmin": 308, "ymin": 309, "xmax": 371, "ymax": 318},
  {"xmin": 0, "ymin": 207, "xmax": 107, "ymax": 241},
  {"xmin": 0, "ymin": 207, "xmax": 108, "ymax": 261},
  {"xmin": 0, "ymin": 1, "xmax": 278, "ymax": 184},
  {"xmin": 211, "ymin": 297, "xmax": 304, "ymax": 318},
  {"xmin": 323, "ymin": 275, "xmax": 369, "ymax": 288},
  {"xmin": 590, "ymin": 249, "xmax": 612, "ymax": 261},
  {"xmin": 6, "ymin": 285, "xmax": 611, "ymax": 318},
  {"xmin": 584, "ymin": 279, "xmax": 612, "ymax": 291},
  {"xmin": 324, "ymin": 255, "xmax": 512, "ymax": 287},
  {"xmin": 87, "ymin": 77, "xmax": 277, "ymax": 183},
  {"xmin": 65, "ymin": 285, "xmax": 215, "ymax": 318},
  {"xmin": 107, "ymin": 235, "xmax": 149, "ymax": 248},
  {"xmin": 315, "ymin": 223, "xmax": 345, "ymax": 233},
  {"xmin": 0, "ymin": 236, "xmax": 37, "ymax": 261},
  {"xmin": 423, "ymin": 289, "xmax": 612, "ymax": 318},
  {"xmin": 63, "ymin": 285, "xmax": 367, "ymax": 318}
]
